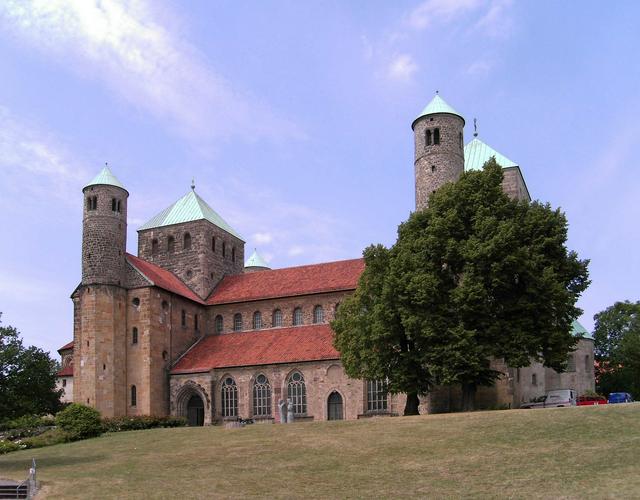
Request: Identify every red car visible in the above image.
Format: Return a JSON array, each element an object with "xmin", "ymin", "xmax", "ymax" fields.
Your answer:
[{"xmin": 577, "ymin": 395, "xmax": 608, "ymax": 406}]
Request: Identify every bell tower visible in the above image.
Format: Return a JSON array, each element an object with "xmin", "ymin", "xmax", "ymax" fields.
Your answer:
[
  {"xmin": 74, "ymin": 165, "xmax": 129, "ymax": 417},
  {"xmin": 412, "ymin": 92, "xmax": 465, "ymax": 210}
]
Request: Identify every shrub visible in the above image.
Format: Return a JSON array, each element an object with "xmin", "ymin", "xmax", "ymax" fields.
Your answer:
[
  {"xmin": 102, "ymin": 415, "xmax": 187, "ymax": 433},
  {"xmin": 22, "ymin": 428, "xmax": 70, "ymax": 449},
  {"xmin": 0, "ymin": 439, "xmax": 22, "ymax": 454},
  {"xmin": 55, "ymin": 404, "xmax": 103, "ymax": 441}
]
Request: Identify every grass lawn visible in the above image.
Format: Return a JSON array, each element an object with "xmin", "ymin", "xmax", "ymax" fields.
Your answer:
[{"xmin": 1, "ymin": 404, "xmax": 639, "ymax": 499}]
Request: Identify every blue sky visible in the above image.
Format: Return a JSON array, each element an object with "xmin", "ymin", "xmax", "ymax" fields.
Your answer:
[{"xmin": 1, "ymin": 0, "xmax": 639, "ymax": 356}]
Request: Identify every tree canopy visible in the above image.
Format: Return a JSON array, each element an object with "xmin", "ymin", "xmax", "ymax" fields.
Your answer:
[
  {"xmin": 332, "ymin": 159, "xmax": 590, "ymax": 414},
  {"xmin": 593, "ymin": 300, "xmax": 640, "ymax": 398},
  {"xmin": 0, "ymin": 314, "xmax": 62, "ymax": 421}
]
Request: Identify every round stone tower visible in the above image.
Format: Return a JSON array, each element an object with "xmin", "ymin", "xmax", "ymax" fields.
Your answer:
[
  {"xmin": 81, "ymin": 165, "xmax": 129, "ymax": 286},
  {"xmin": 412, "ymin": 92, "xmax": 465, "ymax": 210}
]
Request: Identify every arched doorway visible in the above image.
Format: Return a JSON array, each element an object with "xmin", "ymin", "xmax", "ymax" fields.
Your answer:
[
  {"xmin": 186, "ymin": 394, "xmax": 205, "ymax": 426},
  {"xmin": 327, "ymin": 391, "xmax": 343, "ymax": 421}
]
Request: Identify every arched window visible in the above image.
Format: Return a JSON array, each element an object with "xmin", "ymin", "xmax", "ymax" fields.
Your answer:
[
  {"xmin": 167, "ymin": 236, "xmax": 175, "ymax": 252},
  {"xmin": 426, "ymin": 129, "xmax": 432, "ymax": 146},
  {"xmin": 434, "ymin": 128, "xmax": 440, "ymax": 145},
  {"xmin": 313, "ymin": 305, "xmax": 324, "ymax": 324},
  {"xmin": 181, "ymin": 309, "xmax": 186, "ymax": 327},
  {"xmin": 232, "ymin": 247, "xmax": 236, "ymax": 263},
  {"xmin": 233, "ymin": 313, "xmax": 243, "ymax": 332},
  {"xmin": 585, "ymin": 355, "xmax": 591, "ymax": 372},
  {"xmin": 272, "ymin": 309, "xmax": 283, "ymax": 328},
  {"xmin": 253, "ymin": 374, "xmax": 272, "ymax": 417},
  {"xmin": 87, "ymin": 196, "xmax": 97, "ymax": 211},
  {"xmin": 366, "ymin": 380, "xmax": 388, "ymax": 412},
  {"xmin": 111, "ymin": 198, "xmax": 117, "ymax": 212},
  {"xmin": 215, "ymin": 315, "xmax": 223, "ymax": 334},
  {"xmin": 253, "ymin": 311, "xmax": 262, "ymax": 330},
  {"xmin": 131, "ymin": 385, "xmax": 137, "ymax": 407},
  {"xmin": 287, "ymin": 371, "xmax": 307, "ymax": 415},
  {"xmin": 132, "ymin": 297, "xmax": 140, "ymax": 308},
  {"xmin": 566, "ymin": 354, "xmax": 576, "ymax": 372},
  {"xmin": 532, "ymin": 373, "xmax": 537, "ymax": 386},
  {"xmin": 161, "ymin": 301, "xmax": 169, "ymax": 324},
  {"xmin": 221, "ymin": 377, "xmax": 238, "ymax": 418},
  {"xmin": 211, "ymin": 236, "xmax": 216, "ymax": 252},
  {"xmin": 132, "ymin": 327, "xmax": 138, "ymax": 345},
  {"xmin": 431, "ymin": 165, "xmax": 436, "ymax": 173},
  {"xmin": 293, "ymin": 307, "xmax": 303, "ymax": 326},
  {"xmin": 183, "ymin": 233, "xmax": 191, "ymax": 250},
  {"xmin": 222, "ymin": 242, "xmax": 226, "ymax": 258},
  {"xmin": 459, "ymin": 131, "xmax": 463, "ymax": 149},
  {"xmin": 151, "ymin": 239, "xmax": 159, "ymax": 255}
]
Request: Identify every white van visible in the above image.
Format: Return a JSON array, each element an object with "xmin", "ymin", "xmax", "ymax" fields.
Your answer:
[{"xmin": 521, "ymin": 389, "xmax": 576, "ymax": 409}]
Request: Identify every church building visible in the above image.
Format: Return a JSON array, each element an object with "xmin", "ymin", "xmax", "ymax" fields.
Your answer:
[{"xmin": 57, "ymin": 94, "xmax": 595, "ymax": 424}]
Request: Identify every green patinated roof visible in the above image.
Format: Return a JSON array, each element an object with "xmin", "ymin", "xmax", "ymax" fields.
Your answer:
[
  {"xmin": 138, "ymin": 189, "xmax": 244, "ymax": 240},
  {"xmin": 245, "ymin": 249, "xmax": 270, "ymax": 269},
  {"xmin": 413, "ymin": 94, "xmax": 465, "ymax": 128},
  {"xmin": 464, "ymin": 137, "xmax": 518, "ymax": 172},
  {"xmin": 572, "ymin": 319, "xmax": 593, "ymax": 340},
  {"xmin": 84, "ymin": 166, "xmax": 127, "ymax": 192}
]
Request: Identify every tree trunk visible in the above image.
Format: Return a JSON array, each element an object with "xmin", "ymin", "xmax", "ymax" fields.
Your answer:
[
  {"xmin": 404, "ymin": 391, "xmax": 420, "ymax": 415},
  {"xmin": 461, "ymin": 382, "xmax": 477, "ymax": 412}
]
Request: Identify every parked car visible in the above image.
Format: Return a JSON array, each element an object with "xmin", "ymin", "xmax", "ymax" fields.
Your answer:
[
  {"xmin": 608, "ymin": 392, "xmax": 634, "ymax": 404},
  {"xmin": 521, "ymin": 389, "xmax": 577, "ymax": 409},
  {"xmin": 577, "ymin": 395, "xmax": 608, "ymax": 406}
]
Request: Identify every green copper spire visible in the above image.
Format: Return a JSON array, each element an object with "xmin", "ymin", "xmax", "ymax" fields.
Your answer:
[
  {"xmin": 138, "ymin": 188, "xmax": 244, "ymax": 241},
  {"xmin": 245, "ymin": 249, "xmax": 270, "ymax": 269},
  {"xmin": 84, "ymin": 164, "xmax": 127, "ymax": 192},
  {"xmin": 412, "ymin": 92, "xmax": 465, "ymax": 128},
  {"xmin": 464, "ymin": 137, "xmax": 518, "ymax": 172},
  {"xmin": 571, "ymin": 319, "xmax": 593, "ymax": 340}
]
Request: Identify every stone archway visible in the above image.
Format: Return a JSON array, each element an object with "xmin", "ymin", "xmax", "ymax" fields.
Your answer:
[
  {"xmin": 186, "ymin": 394, "xmax": 205, "ymax": 426},
  {"xmin": 327, "ymin": 391, "xmax": 343, "ymax": 421}
]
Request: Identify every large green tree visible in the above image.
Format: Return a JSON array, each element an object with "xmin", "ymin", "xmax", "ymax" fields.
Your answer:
[
  {"xmin": 0, "ymin": 314, "xmax": 62, "ymax": 421},
  {"xmin": 593, "ymin": 301, "xmax": 640, "ymax": 398},
  {"xmin": 333, "ymin": 159, "xmax": 590, "ymax": 414}
]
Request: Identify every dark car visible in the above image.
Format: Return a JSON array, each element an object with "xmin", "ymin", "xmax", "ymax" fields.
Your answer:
[
  {"xmin": 608, "ymin": 392, "xmax": 633, "ymax": 404},
  {"xmin": 577, "ymin": 395, "xmax": 608, "ymax": 406}
]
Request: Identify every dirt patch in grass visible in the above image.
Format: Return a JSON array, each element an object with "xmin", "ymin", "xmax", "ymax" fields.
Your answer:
[{"xmin": 1, "ymin": 404, "xmax": 639, "ymax": 499}]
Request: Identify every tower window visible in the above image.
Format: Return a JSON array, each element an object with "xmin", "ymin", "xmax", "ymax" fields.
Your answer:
[
  {"xmin": 425, "ymin": 129, "xmax": 432, "ymax": 146},
  {"xmin": 532, "ymin": 373, "xmax": 537, "ymax": 386},
  {"xmin": 131, "ymin": 385, "xmax": 137, "ymax": 407},
  {"xmin": 194, "ymin": 314, "xmax": 199, "ymax": 331},
  {"xmin": 111, "ymin": 198, "xmax": 118, "ymax": 212},
  {"xmin": 434, "ymin": 128, "xmax": 440, "ymax": 145},
  {"xmin": 431, "ymin": 165, "xmax": 436, "ymax": 173},
  {"xmin": 151, "ymin": 239, "xmax": 159, "ymax": 255},
  {"xmin": 183, "ymin": 233, "xmax": 192, "ymax": 250},
  {"xmin": 585, "ymin": 355, "xmax": 591, "ymax": 372},
  {"xmin": 132, "ymin": 327, "xmax": 138, "ymax": 344},
  {"xmin": 215, "ymin": 315, "xmax": 223, "ymax": 334},
  {"xmin": 211, "ymin": 236, "xmax": 216, "ymax": 252},
  {"xmin": 459, "ymin": 132, "xmax": 463, "ymax": 149},
  {"xmin": 117, "ymin": 200, "xmax": 121, "ymax": 212},
  {"xmin": 87, "ymin": 196, "xmax": 97, "ymax": 210},
  {"xmin": 132, "ymin": 297, "xmax": 140, "ymax": 308},
  {"xmin": 222, "ymin": 242, "xmax": 226, "ymax": 258},
  {"xmin": 232, "ymin": 247, "xmax": 236, "ymax": 263},
  {"xmin": 181, "ymin": 309, "xmax": 186, "ymax": 327},
  {"xmin": 168, "ymin": 236, "xmax": 175, "ymax": 252}
]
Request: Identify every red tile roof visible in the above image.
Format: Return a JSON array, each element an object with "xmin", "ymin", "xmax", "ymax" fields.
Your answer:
[
  {"xmin": 58, "ymin": 341, "xmax": 74, "ymax": 352},
  {"xmin": 57, "ymin": 362, "xmax": 73, "ymax": 377},
  {"xmin": 126, "ymin": 253, "xmax": 204, "ymax": 304},
  {"xmin": 207, "ymin": 258, "xmax": 364, "ymax": 305},
  {"xmin": 171, "ymin": 324, "xmax": 340, "ymax": 374}
]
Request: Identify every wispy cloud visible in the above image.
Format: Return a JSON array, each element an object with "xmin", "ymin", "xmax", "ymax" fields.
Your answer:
[
  {"xmin": 253, "ymin": 232, "xmax": 274, "ymax": 245},
  {"xmin": 0, "ymin": 0, "xmax": 304, "ymax": 148},
  {"xmin": 466, "ymin": 59, "xmax": 493, "ymax": 77},
  {"xmin": 0, "ymin": 106, "xmax": 88, "ymax": 201},
  {"xmin": 408, "ymin": 0, "xmax": 482, "ymax": 30},
  {"xmin": 387, "ymin": 54, "xmax": 419, "ymax": 82}
]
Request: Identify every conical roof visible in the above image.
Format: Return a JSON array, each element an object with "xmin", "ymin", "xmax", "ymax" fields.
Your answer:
[
  {"xmin": 84, "ymin": 166, "xmax": 127, "ymax": 193},
  {"xmin": 464, "ymin": 137, "xmax": 518, "ymax": 172},
  {"xmin": 412, "ymin": 94, "xmax": 465, "ymax": 128},
  {"xmin": 571, "ymin": 319, "xmax": 593, "ymax": 340},
  {"xmin": 138, "ymin": 189, "xmax": 244, "ymax": 240},
  {"xmin": 245, "ymin": 249, "xmax": 270, "ymax": 269}
]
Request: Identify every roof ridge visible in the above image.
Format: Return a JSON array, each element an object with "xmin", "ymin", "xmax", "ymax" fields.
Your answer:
[{"xmin": 243, "ymin": 256, "xmax": 364, "ymax": 275}]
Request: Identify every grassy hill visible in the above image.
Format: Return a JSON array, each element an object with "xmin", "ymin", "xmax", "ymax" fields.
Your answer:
[{"xmin": 1, "ymin": 404, "xmax": 639, "ymax": 499}]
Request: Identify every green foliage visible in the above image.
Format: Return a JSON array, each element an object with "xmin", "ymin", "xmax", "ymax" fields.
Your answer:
[
  {"xmin": 21, "ymin": 428, "xmax": 70, "ymax": 449},
  {"xmin": 0, "ymin": 313, "xmax": 63, "ymax": 421},
  {"xmin": 594, "ymin": 301, "xmax": 640, "ymax": 398},
  {"xmin": 102, "ymin": 415, "xmax": 187, "ymax": 432},
  {"xmin": 333, "ymin": 159, "xmax": 590, "ymax": 412},
  {"xmin": 0, "ymin": 439, "xmax": 22, "ymax": 454},
  {"xmin": 55, "ymin": 404, "xmax": 103, "ymax": 440}
]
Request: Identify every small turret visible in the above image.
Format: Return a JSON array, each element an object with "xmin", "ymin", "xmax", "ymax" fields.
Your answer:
[
  {"xmin": 412, "ymin": 92, "xmax": 465, "ymax": 210},
  {"xmin": 81, "ymin": 165, "xmax": 128, "ymax": 286},
  {"xmin": 244, "ymin": 249, "xmax": 270, "ymax": 273}
]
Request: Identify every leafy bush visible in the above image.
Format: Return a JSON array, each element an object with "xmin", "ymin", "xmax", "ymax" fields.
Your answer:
[
  {"xmin": 21, "ymin": 428, "xmax": 70, "ymax": 449},
  {"xmin": 0, "ymin": 439, "xmax": 23, "ymax": 454},
  {"xmin": 55, "ymin": 404, "xmax": 103, "ymax": 440},
  {"xmin": 102, "ymin": 415, "xmax": 187, "ymax": 433}
]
